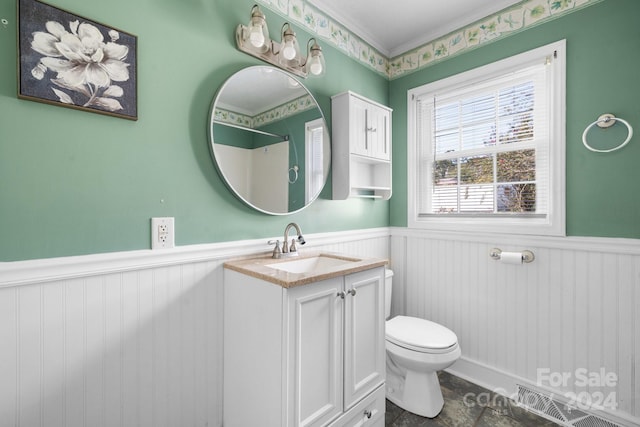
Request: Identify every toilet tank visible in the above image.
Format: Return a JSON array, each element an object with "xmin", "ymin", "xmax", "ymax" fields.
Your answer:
[{"xmin": 385, "ymin": 268, "xmax": 393, "ymax": 319}]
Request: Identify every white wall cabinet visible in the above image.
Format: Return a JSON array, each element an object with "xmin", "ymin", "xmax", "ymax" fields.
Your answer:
[
  {"xmin": 224, "ymin": 266, "xmax": 386, "ymax": 427},
  {"xmin": 332, "ymin": 91, "xmax": 392, "ymax": 200}
]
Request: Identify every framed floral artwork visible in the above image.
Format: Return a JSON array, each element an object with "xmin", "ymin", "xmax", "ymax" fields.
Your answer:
[{"xmin": 17, "ymin": 0, "xmax": 138, "ymax": 120}]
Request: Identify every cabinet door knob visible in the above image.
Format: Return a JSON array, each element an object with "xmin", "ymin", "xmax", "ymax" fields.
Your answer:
[
  {"xmin": 347, "ymin": 288, "xmax": 357, "ymax": 297},
  {"xmin": 337, "ymin": 291, "xmax": 346, "ymax": 299},
  {"xmin": 364, "ymin": 409, "xmax": 372, "ymax": 419}
]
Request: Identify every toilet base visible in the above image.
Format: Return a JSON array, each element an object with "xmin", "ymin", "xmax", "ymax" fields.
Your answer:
[
  {"xmin": 385, "ymin": 339, "xmax": 460, "ymax": 419},
  {"xmin": 386, "ymin": 367, "xmax": 444, "ymax": 418},
  {"xmin": 386, "ymin": 372, "xmax": 444, "ymax": 418}
]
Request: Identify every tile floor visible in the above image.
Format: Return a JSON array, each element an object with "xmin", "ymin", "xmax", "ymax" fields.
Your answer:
[{"xmin": 385, "ymin": 371, "xmax": 561, "ymax": 426}]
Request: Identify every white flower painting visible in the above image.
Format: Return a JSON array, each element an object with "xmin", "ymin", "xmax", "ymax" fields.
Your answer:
[{"xmin": 18, "ymin": 0, "xmax": 137, "ymax": 120}]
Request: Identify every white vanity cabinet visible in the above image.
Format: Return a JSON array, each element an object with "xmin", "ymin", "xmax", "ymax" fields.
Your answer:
[
  {"xmin": 332, "ymin": 91, "xmax": 392, "ymax": 200},
  {"xmin": 223, "ymin": 266, "xmax": 386, "ymax": 427}
]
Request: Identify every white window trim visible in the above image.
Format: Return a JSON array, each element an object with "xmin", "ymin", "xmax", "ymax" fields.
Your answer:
[
  {"xmin": 305, "ymin": 118, "xmax": 324, "ymax": 203},
  {"xmin": 407, "ymin": 40, "xmax": 566, "ymax": 236}
]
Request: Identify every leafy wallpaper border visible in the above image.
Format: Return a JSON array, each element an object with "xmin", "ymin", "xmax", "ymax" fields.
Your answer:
[
  {"xmin": 215, "ymin": 94, "xmax": 316, "ymax": 128},
  {"xmin": 255, "ymin": 0, "xmax": 604, "ymax": 80}
]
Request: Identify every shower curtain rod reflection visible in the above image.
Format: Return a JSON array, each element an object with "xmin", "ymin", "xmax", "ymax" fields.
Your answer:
[{"xmin": 213, "ymin": 120, "xmax": 289, "ymax": 140}]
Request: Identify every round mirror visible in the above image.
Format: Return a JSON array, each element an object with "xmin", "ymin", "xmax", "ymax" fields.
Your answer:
[{"xmin": 208, "ymin": 66, "xmax": 331, "ymax": 215}]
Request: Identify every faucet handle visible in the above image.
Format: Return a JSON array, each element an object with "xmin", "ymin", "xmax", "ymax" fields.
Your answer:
[
  {"xmin": 267, "ymin": 240, "xmax": 282, "ymax": 258},
  {"xmin": 289, "ymin": 238, "xmax": 297, "ymax": 252}
]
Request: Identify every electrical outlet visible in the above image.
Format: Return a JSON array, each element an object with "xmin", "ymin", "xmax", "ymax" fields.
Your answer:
[{"xmin": 151, "ymin": 217, "xmax": 175, "ymax": 249}]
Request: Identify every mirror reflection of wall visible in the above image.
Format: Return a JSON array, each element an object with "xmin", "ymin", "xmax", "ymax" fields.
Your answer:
[
  {"xmin": 208, "ymin": 66, "xmax": 330, "ymax": 215},
  {"xmin": 213, "ymin": 139, "xmax": 289, "ymax": 213}
]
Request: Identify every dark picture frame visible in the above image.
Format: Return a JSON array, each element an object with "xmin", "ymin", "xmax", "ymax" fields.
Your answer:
[{"xmin": 17, "ymin": 0, "xmax": 138, "ymax": 120}]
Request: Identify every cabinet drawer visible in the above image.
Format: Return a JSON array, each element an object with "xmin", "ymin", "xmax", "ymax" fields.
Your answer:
[{"xmin": 329, "ymin": 385, "xmax": 385, "ymax": 427}]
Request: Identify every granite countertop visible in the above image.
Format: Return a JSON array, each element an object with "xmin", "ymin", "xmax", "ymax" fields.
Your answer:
[{"xmin": 223, "ymin": 251, "xmax": 388, "ymax": 288}]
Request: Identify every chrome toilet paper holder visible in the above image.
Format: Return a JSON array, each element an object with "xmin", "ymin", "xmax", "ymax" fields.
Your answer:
[{"xmin": 489, "ymin": 248, "xmax": 535, "ymax": 263}]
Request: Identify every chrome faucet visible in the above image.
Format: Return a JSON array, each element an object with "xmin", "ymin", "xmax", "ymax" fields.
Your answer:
[
  {"xmin": 269, "ymin": 223, "xmax": 305, "ymax": 258},
  {"xmin": 282, "ymin": 222, "xmax": 305, "ymax": 254}
]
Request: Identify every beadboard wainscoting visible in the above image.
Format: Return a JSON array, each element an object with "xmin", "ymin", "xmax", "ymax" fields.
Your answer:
[
  {"xmin": 388, "ymin": 228, "xmax": 640, "ymax": 427},
  {"xmin": 0, "ymin": 228, "xmax": 390, "ymax": 427}
]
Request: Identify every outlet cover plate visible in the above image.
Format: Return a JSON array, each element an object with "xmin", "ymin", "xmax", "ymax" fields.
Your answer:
[{"xmin": 151, "ymin": 217, "xmax": 175, "ymax": 249}]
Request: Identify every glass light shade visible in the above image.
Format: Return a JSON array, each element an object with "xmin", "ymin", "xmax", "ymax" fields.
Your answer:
[
  {"xmin": 245, "ymin": 5, "xmax": 270, "ymax": 52},
  {"xmin": 279, "ymin": 24, "xmax": 301, "ymax": 66},
  {"xmin": 248, "ymin": 23, "xmax": 265, "ymax": 47},
  {"xmin": 305, "ymin": 41, "xmax": 325, "ymax": 76}
]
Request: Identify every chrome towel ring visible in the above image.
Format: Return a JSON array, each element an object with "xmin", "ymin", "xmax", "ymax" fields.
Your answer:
[
  {"xmin": 288, "ymin": 165, "xmax": 299, "ymax": 184},
  {"xmin": 582, "ymin": 113, "xmax": 633, "ymax": 153}
]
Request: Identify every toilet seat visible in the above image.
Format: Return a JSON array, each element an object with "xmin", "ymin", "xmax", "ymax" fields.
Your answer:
[{"xmin": 386, "ymin": 316, "xmax": 458, "ymax": 354}]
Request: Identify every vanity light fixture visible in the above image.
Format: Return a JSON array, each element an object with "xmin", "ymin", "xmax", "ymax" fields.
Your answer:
[{"xmin": 235, "ymin": 4, "xmax": 326, "ymax": 78}]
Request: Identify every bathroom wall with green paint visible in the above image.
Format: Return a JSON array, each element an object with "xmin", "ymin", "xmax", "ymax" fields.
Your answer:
[
  {"xmin": 2, "ymin": 0, "xmax": 637, "ymax": 262},
  {"xmin": 0, "ymin": 0, "xmax": 389, "ymax": 261},
  {"xmin": 389, "ymin": 0, "xmax": 640, "ymax": 239},
  {"xmin": 212, "ymin": 125, "xmax": 253, "ymax": 149}
]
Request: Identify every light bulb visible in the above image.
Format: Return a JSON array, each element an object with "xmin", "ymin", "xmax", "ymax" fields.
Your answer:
[
  {"xmin": 282, "ymin": 41, "xmax": 296, "ymax": 60},
  {"xmin": 309, "ymin": 57, "xmax": 323, "ymax": 75},
  {"xmin": 249, "ymin": 25, "xmax": 265, "ymax": 48}
]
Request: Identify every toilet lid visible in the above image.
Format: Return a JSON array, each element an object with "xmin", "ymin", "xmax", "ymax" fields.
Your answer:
[{"xmin": 386, "ymin": 316, "xmax": 458, "ymax": 352}]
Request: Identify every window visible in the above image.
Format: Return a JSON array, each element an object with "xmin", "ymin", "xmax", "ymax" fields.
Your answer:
[
  {"xmin": 408, "ymin": 40, "xmax": 565, "ymax": 236},
  {"xmin": 305, "ymin": 118, "xmax": 325, "ymax": 203}
]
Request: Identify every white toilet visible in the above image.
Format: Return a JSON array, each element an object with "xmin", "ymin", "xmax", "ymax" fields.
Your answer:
[{"xmin": 384, "ymin": 269, "xmax": 461, "ymax": 418}]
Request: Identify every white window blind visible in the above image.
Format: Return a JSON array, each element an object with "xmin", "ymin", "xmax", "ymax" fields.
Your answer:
[
  {"xmin": 407, "ymin": 40, "xmax": 565, "ymax": 236},
  {"xmin": 417, "ymin": 63, "xmax": 549, "ymax": 216}
]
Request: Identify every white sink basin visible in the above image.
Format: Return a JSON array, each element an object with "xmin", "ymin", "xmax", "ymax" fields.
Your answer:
[{"xmin": 266, "ymin": 255, "xmax": 359, "ymax": 274}]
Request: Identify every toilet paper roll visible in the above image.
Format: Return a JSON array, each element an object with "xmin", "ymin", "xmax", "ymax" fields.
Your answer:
[{"xmin": 500, "ymin": 251, "xmax": 523, "ymax": 264}]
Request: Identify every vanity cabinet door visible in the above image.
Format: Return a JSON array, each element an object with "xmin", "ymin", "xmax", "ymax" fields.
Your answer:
[
  {"xmin": 343, "ymin": 268, "xmax": 386, "ymax": 410},
  {"xmin": 286, "ymin": 277, "xmax": 344, "ymax": 427}
]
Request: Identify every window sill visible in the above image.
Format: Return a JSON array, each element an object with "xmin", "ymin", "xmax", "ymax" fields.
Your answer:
[{"xmin": 408, "ymin": 215, "xmax": 565, "ymax": 237}]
